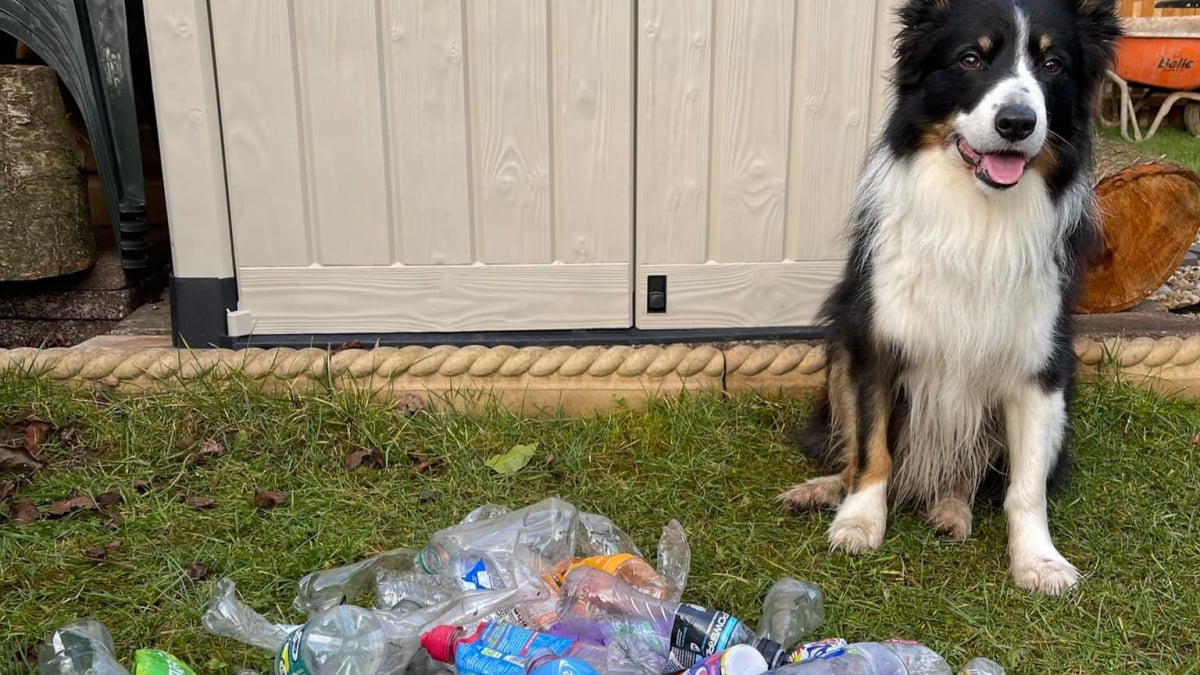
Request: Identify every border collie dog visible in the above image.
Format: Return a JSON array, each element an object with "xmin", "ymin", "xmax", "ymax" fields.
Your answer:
[{"xmin": 780, "ymin": 0, "xmax": 1121, "ymax": 595}]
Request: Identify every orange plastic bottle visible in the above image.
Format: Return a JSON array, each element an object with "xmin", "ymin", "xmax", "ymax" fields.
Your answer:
[{"xmin": 562, "ymin": 554, "xmax": 670, "ymax": 600}]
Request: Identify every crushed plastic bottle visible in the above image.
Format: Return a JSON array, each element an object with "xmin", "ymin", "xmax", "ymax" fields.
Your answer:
[
  {"xmin": 416, "ymin": 497, "xmax": 580, "ymax": 591},
  {"xmin": 656, "ymin": 520, "xmax": 690, "ymax": 603},
  {"xmin": 274, "ymin": 605, "xmax": 386, "ymax": 675},
  {"xmin": 560, "ymin": 554, "xmax": 670, "ymax": 600},
  {"xmin": 771, "ymin": 640, "xmax": 951, "ymax": 674},
  {"xmin": 555, "ymin": 566, "xmax": 785, "ymax": 674},
  {"xmin": 38, "ymin": 620, "xmax": 129, "ymax": 675},
  {"xmin": 957, "ymin": 657, "xmax": 1005, "ymax": 675},
  {"xmin": 292, "ymin": 548, "xmax": 416, "ymax": 616},
  {"xmin": 422, "ymin": 621, "xmax": 609, "ymax": 675},
  {"xmin": 757, "ymin": 579, "xmax": 824, "ymax": 650},
  {"xmin": 577, "ymin": 512, "xmax": 642, "ymax": 558},
  {"xmin": 202, "ymin": 578, "xmax": 300, "ymax": 652},
  {"xmin": 374, "ymin": 568, "xmax": 463, "ymax": 612}
]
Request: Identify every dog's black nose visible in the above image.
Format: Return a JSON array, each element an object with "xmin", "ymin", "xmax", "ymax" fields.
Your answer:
[{"xmin": 995, "ymin": 105, "xmax": 1037, "ymax": 141}]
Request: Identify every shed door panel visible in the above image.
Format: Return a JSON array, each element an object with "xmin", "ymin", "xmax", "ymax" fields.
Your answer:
[
  {"xmin": 210, "ymin": 0, "xmax": 633, "ymax": 334},
  {"xmin": 635, "ymin": 0, "xmax": 897, "ymax": 329}
]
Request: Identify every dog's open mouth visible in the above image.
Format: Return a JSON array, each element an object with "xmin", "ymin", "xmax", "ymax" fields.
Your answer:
[{"xmin": 956, "ymin": 138, "xmax": 1031, "ymax": 189}]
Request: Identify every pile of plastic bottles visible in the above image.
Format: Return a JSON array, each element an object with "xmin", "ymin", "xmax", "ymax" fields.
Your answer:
[{"xmin": 37, "ymin": 497, "xmax": 1006, "ymax": 675}]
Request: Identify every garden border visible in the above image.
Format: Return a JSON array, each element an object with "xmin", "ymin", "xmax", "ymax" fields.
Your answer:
[{"xmin": 0, "ymin": 336, "xmax": 1198, "ymax": 414}]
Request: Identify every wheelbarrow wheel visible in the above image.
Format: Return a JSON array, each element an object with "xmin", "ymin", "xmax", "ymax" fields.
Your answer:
[{"xmin": 1186, "ymin": 101, "xmax": 1200, "ymax": 137}]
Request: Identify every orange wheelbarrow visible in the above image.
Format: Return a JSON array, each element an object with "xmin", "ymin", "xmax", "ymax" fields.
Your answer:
[{"xmin": 1102, "ymin": 4, "xmax": 1200, "ymax": 141}]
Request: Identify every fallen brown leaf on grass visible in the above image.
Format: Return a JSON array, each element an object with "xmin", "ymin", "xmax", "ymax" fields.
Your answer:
[
  {"xmin": 412, "ymin": 459, "xmax": 441, "ymax": 475},
  {"xmin": 1191, "ymin": 432, "xmax": 1200, "ymax": 446},
  {"xmin": 24, "ymin": 420, "xmax": 53, "ymax": 454},
  {"xmin": 96, "ymin": 492, "xmax": 124, "ymax": 506},
  {"xmin": 0, "ymin": 481, "xmax": 14, "ymax": 502},
  {"xmin": 185, "ymin": 438, "xmax": 225, "ymax": 466},
  {"xmin": 133, "ymin": 479, "xmax": 151, "ymax": 494},
  {"xmin": 84, "ymin": 547, "xmax": 108, "ymax": 560},
  {"xmin": 9, "ymin": 501, "xmax": 39, "ymax": 525},
  {"xmin": 345, "ymin": 448, "xmax": 384, "ymax": 470},
  {"xmin": 184, "ymin": 495, "xmax": 216, "ymax": 510},
  {"xmin": 185, "ymin": 562, "xmax": 210, "ymax": 581},
  {"xmin": 45, "ymin": 495, "xmax": 96, "ymax": 518},
  {"xmin": 175, "ymin": 437, "xmax": 196, "ymax": 450},
  {"xmin": 253, "ymin": 490, "xmax": 286, "ymax": 509},
  {"xmin": 0, "ymin": 426, "xmax": 43, "ymax": 471},
  {"xmin": 418, "ymin": 488, "xmax": 441, "ymax": 504},
  {"xmin": 103, "ymin": 512, "xmax": 125, "ymax": 531}
]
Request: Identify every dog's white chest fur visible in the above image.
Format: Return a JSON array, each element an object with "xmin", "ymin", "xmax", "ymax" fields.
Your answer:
[
  {"xmin": 863, "ymin": 148, "xmax": 1070, "ymax": 497},
  {"xmin": 869, "ymin": 148, "xmax": 1064, "ymax": 389}
]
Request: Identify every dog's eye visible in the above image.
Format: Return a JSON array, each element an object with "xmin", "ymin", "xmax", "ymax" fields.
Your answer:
[
  {"xmin": 960, "ymin": 53, "xmax": 983, "ymax": 69},
  {"xmin": 1042, "ymin": 57, "xmax": 1063, "ymax": 74}
]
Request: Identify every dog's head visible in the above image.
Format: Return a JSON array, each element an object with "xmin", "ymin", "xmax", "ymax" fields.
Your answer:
[{"xmin": 885, "ymin": 0, "xmax": 1122, "ymax": 193}]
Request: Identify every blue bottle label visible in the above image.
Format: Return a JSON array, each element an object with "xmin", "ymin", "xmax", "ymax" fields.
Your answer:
[
  {"xmin": 453, "ymin": 623, "xmax": 578, "ymax": 675},
  {"xmin": 461, "ymin": 558, "xmax": 496, "ymax": 590},
  {"xmin": 665, "ymin": 605, "xmax": 742, "ymax": 673}
]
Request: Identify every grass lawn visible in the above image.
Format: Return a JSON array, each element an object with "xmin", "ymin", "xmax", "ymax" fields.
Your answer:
[
  {"xmin": 1098, "ymin": 123, "xmax": 1200, "ymax": 172},
  {"xmin": 1, "ymin": 368, "xmax": 1198, "ymax": 674}
]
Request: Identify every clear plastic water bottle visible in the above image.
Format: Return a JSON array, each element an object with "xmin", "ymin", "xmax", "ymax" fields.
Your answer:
[
  {"xmin": 416, "ymin": 497, "xmax": 580, "ymax": 590},
  {"xmin": 772, "ymin": 640, "xmax": 951, "ymax": 675},
  {"xmin": 373, "ymin": 568, "xmax": 463, "ymax": 612},
  {"xmin": 274, "ymin": 605, "xmax": 386, "ymax": 675},
  {"xmin": 657, "ymin": 520, "xmax": 690, "ymax": 603},
  {"xmin": 757, "ymin": 578, "xmax": 825, "ymax": 649},
  {"xmin": 38, "ymin": 620, "xmax": 129, "ymax": 675},
  {"xmin": 556, "ymin": 566, "xmax": 785, "ymax": 673},
  {"xmin": 292, "ymin": 548, "xmax": 416, "ymax": 615},
  {"xmin": 957, "ymin": 657, "xmax": 1005, "ymax": 675}
]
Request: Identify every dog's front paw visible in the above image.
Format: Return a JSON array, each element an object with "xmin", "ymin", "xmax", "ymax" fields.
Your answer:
[
  {"xmin": 827, "ymin": 515, "xmax": 885, "ymax": 554},
  {"xmin": 778, "ymin": 475, "xmax": 844, "ymax": 513},
  {"xmin": 1010, "ymin": 551, "xmax": 1079, "ymax": 595}
]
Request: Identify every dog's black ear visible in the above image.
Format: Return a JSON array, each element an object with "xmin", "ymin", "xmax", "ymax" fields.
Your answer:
[
  {"xmin": 1073, "ymin": 0, "xmax": 1124, "ymax": 83},
  {"xmin": 893, "ymin": 0, "xmax": 950, "ymax": 87}
]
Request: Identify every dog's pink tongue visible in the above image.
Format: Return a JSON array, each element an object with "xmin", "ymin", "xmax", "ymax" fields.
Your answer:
[{"xmin": 980, "ymin": 154, "xmax": 1025, "ymax": 185}]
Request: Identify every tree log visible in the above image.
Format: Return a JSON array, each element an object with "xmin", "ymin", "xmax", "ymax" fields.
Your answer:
[
  {"xmin": 1077, "ymin": 136, "xmax": 1200, "ymax": 313},
  {"xmin": 0, "ymin": 65, "xmax": 93, "ymax": 281}
]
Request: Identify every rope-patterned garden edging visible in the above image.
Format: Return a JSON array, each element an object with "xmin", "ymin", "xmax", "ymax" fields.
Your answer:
[{"xmin": 0, "ymin": 335, "xmax": 1197, "ymax": 412}]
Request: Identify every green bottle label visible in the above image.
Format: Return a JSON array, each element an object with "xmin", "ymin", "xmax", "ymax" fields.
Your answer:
[
  {"xmin": 274, "ymin": 626, "xmax": 315, "ymax": 675},
  {"xmin": 133, "ymin": 649, "xmax": 197, "ymax": 675}
]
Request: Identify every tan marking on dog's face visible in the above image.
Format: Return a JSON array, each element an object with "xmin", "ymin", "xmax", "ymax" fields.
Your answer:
[
  {"xmin": 1039, "ymin": 34, "xmax": 1052, "ymax": 54},
  {"xmin": 919, "ymin": 121, "xmax": 952, "ymax": 151},
  {"xmin": 1029, "ymin": 140, "xmax": 1060, "ymax": 179},
  {"xmin": 977, "ymin": 36, "xmax": 993, "ymax": 54}
]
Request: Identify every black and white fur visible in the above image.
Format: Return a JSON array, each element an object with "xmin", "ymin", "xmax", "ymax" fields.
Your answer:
[{"xmin": 779, "ymin": 0, "xmax": 1122, "ymax": 596}]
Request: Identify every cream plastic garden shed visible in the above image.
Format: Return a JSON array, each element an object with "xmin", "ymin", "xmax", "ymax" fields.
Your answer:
[{"xmin": 145, "ymin": 0, "xmax": 899, "ymax": 348}]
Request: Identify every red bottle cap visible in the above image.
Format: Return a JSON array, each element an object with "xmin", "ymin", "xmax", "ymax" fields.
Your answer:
[
  {"xmin": 421, "ymin": 623, "xmax": 485, "ymax": 664},
  {"xmin": 421, "ymin": 625, "xmax": 459, "ymax": 663}
]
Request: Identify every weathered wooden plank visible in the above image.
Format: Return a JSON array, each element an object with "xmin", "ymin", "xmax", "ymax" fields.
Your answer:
[
  {"xmin": 382, "ymin": 0, "xmax": 473, "ymax": 266},
  {"xmin": 708, "ymin": 0, "xmax": 793, "ymax": 263},
  {"xmin": 551, "ymin": 0, "xmax": 633, "ymax": 264},
  {"xmin": 636, "ymin": 0, "xmax": 713, "ymax": 265},
  {"xmin": 465, "ymin": 0, "xmax": 553, "ymax": 264},
  {"xmin": 208, "ymin": 0, "xmax": 309, "ymax": 267},
  {"xmin": 239, "ymin": 264, "xmax": 630, "ymax": 332},
  {"xmin": 293, "ymin": 0, "xmax": 391, "ymax": 265}
]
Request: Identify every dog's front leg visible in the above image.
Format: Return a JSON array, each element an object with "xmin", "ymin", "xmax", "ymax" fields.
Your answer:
[
  {"xmin": 1004, "ymin": 383, "xmax": 1079, "ymax": 595},
  {"xmin": 827, "ymin": 376, "xmax": 892, "ymax": 555}
]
